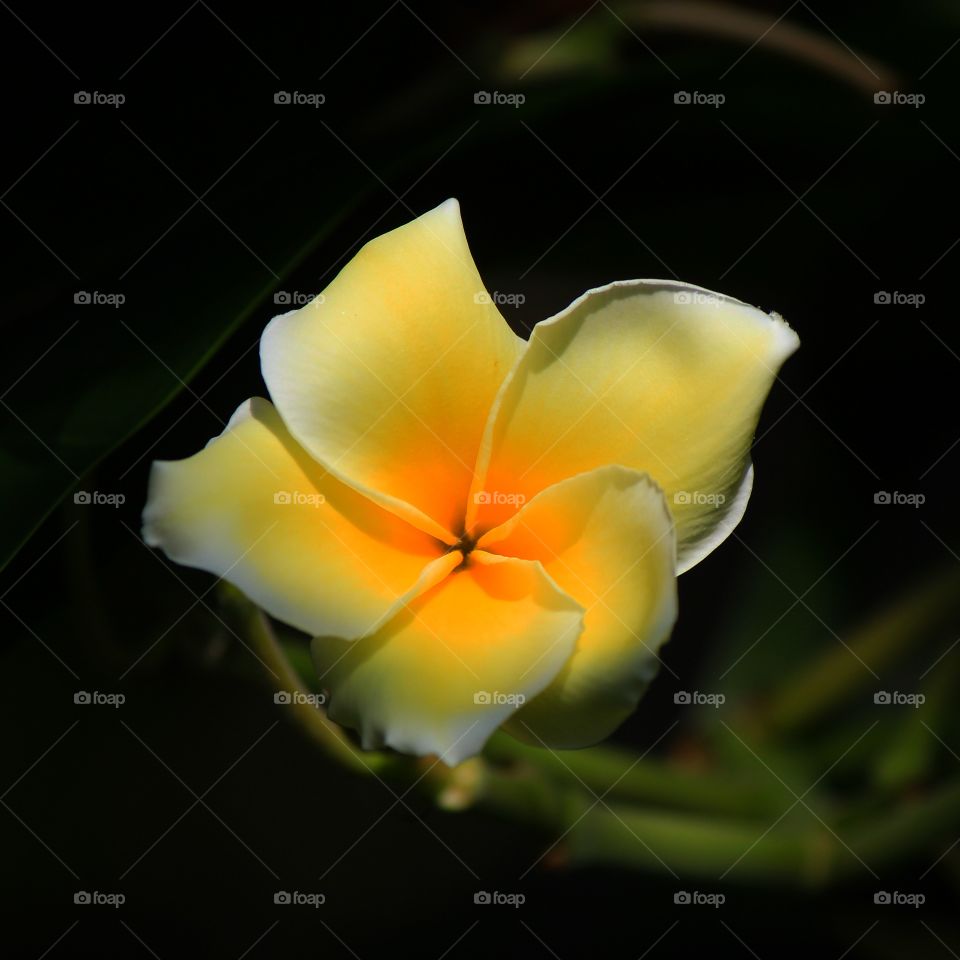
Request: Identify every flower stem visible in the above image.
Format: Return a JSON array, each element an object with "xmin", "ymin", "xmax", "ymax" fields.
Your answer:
[
  {"xmin": 218, "ymin": 583, "xmax": 391, "ymax": 776},
  {"xmin": 220, "ymin": 585, "xmax": 960, "ymax": 886},
  {"xmin": 759, "ymin": 567, "xmax": 960, "ymax": 736},
  {"xmin": 483, "ymin": 732, "xmax": 790, "ymax": 818}
]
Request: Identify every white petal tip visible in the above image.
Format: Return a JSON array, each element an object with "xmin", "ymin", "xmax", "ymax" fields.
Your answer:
[
  {"xmin": 768, "ymin": 311, "xmax": 801, "ymax": 360},
  {"xmin": 433, "ymin": 197, "xmax": 461, "ymax": 217}
]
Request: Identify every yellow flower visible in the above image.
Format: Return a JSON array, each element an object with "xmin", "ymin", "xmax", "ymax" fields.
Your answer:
[{"xmin": 143, "ymin": 200, "xmax": 798, "ymax": 765}]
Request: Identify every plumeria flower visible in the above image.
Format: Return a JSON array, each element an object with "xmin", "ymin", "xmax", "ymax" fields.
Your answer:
[{"xmin": 143, "ymin": 199, "xmax": 798, "ymax": 765}]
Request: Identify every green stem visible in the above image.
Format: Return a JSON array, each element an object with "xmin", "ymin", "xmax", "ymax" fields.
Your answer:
[
  {"xmin": 845, "ymin": 780, "xmax": 960, "ymax": 872},
  {"xmin": 218, "ymin": 584, "xmax": 391, "ymax": 776},
  {"xmin": 565, "ymin": 799, "xmax": 828, "ymax": 883},
  {"xmin": 474, "ymin": 770, "xmax": 960, "ymax": 886},
  {"xmin": 872, "ymin": 656, "xmax": 959, "ymax": 793},
  {"xmin": 219, "ymin": 587, "xmax": 960, "ymax": 886},
  {"xmin": 760, "ymin": 567, "xmax": 960, "ymax": 736},
  {"xmin": 484, "ymin": 733, "xmax": 790, "ymax": 818},
  {"xmin": 470, "ymin": 761, "xmax": 831, "ymax": 884}
]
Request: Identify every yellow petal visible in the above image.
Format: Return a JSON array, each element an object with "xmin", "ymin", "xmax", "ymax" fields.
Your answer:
[
  {"xmin": 469, "ymin": 280, "xmax": 799, "ymax": 572},
  {"xmin": 261, "ymin": 199, "xmax": 522, "ymax": 542},
  {"xmin": 312, "ymin": 551, "xmax": 584, "ymax": 765},
  {"xmin": 478, "ymin": 466, "xmax": 677, "ymax": 747},
  {"xmin": 142, "ymin": 398, "xmax": 445, "ymax": 637}
]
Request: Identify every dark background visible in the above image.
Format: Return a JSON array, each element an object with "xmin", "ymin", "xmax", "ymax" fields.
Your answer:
[{"xmin": 3, "ymin": 1, "xmax": 959, "ymax": 957}]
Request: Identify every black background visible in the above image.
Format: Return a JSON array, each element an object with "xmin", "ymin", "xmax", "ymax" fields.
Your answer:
[{"xmin": 3, "ymin": 1, "xmax": 960, "ymax": 957}]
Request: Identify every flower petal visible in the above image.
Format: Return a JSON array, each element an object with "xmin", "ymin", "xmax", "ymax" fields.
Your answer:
[
  {"xmin": 142, "ymin": 398, "xmax": 445, "ymax": 637},
  {"xmin": 261, "ymin": 199, "xmax": 522, "ymax": 541},
  {"xmin": 478, "ymin": 465, "xmax": 677, "ymax": 748},
  {"xmin": 469, "ymin": 280, "xmax": 798, "ymax": 572},
  {"xmin": 312, "ymin": 552, "xmax": 584, "ymax": 766}
]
